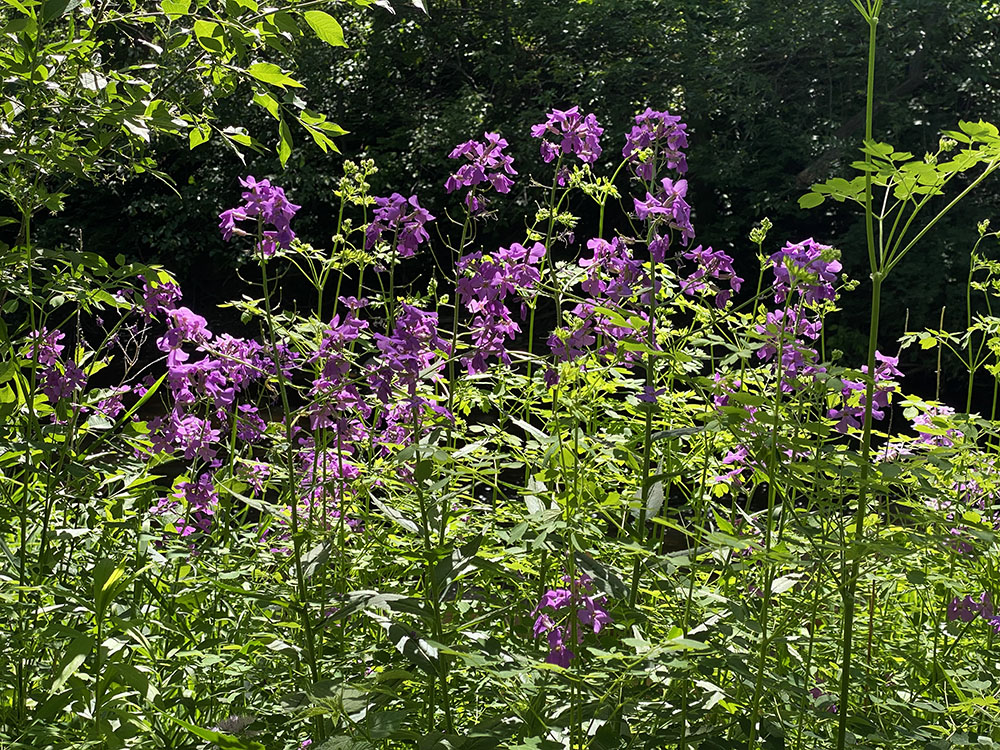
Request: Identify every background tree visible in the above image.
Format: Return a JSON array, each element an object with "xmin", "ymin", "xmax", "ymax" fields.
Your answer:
[{"xmin": 33, "ymin": 0, "xmax": 1000, "ymax": 393}]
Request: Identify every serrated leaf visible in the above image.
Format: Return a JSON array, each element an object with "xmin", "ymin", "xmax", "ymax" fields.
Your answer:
[
  {"xmin": 247, "ymin": 62, "xmax": 303, "ymax": 89},
  {"xmin": 303, "ymin": 10, "xmax": 346, "ymax": 47}
]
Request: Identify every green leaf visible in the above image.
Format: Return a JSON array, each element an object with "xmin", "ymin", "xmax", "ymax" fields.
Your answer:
[
  {"xmin": 315, "ymin": 738, "xmax": 375, "ymax": 750},
  {"xmin": 252, "ymin": 91, "xmax": 280, "ymax": 120},
  {"xmin": 798, "ymin": 192, "xmax": 824, "ymax": 209},
  {"xmin": 1, "ymin": 0, "xmax": 32, "ymax": 15},
  {"xmin": 247, "ymin": 62, "xmax": 303, "ymax": 89},
  {"xmin": 41, "ymin": 0, "xmax": 80, "ymax": 23},
  {"xmin": 193, "ymin": 19, "xmax": 226, "ymax": 54},
  {"xmin": 160, "ymin": 712, "xmax": 265, "ymax": 750},
  {"xmin": 278, "ymin": 117, "xmax": 292, "ymax": 167},
  {"xmin": 189, "ymin": 123, "xmax": 210, "ymax": 149},
  {"xmin": 160, "ymin": 0, "xmax": 189, "ymax": 19},
  {"xmin": 51, "ymin": 634, "xmax": 93, "ymax": 691},
  {"xmin": 303, "ymin": 10, "xmax": 346, "ymax": 47}
]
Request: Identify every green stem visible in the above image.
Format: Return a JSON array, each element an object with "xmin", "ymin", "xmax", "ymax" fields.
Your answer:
[{"xmin": 258, "ymin": 241, "xmax": 322, "ymax": 720}]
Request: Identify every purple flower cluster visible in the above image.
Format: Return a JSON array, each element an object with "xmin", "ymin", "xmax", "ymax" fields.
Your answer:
[
  {"xmin": 947, "ymin": 592, "xmax": 1000, "ymax": 632},
  {"xmin": 622, "ymin": 108, "xmax": 689, "ymax": 180},
  {"xmin": 827, "ymin": 352, "xmax": 903, "ymax": 433},
  {"xmin": 531, "ymin": 106, "xmax": 603, "ymax": 167},
  {"xmin": 634, "ymin": 177, "xmax": 695, "ymax": 247},
  {"xmin": 546, "ymin": 239, "xmax": 660, "ymax": 368},
  {"xmin": 370, "ymin": 304, "xmax": 451, "ymax": 405},
  {"xmin": 29, "ymin": 328, "xmax": 87, "ymax": 403},
  {"xmin": 308, "ymin": 298, "xmax": 371, "ymax": 432},
  {"xmin": 364, "ymin": 194, "xmax": 435, "ymax": 258},
  {"xmin": 579, "ymin": 237, "xmax": 649, "ymax": 304},
  {"xmin": 219, "ymin": 175, "xmax": 301, "ymax": 257},
  {"xmin": 532, "ymin": 574, "xmax": 611, "ymax": 668},
  {"xmin": 445, "ymin": 132, "xmax": 517, "ymax": 213},
  {"xmin": 769, "ymin": 238, "xmax": 841, "ymax": 305},
  {"xmin": 912, "ymin": 404, "xmax": 962, "ymax": 447},
  {"xmin": 680, "ymin": 245, "xmax": 743, "ymax": 308},
  {"xmin": 152, "ymin": 473, "xmax": 218, "ymax": 537},
  {"xmin": 149, "ymin": 300, "xmax": 284, "ymax": 464},
  {"xmin": 138, "ymin": 275, "xmax": 182, "ymax": 321},
  {"xmin": 455, "ymin": 242, "xmax": 546, "ymax": 373},
  {"xmin": 755, "ymin": 308, "xmax": 825, "ymax": 392}
]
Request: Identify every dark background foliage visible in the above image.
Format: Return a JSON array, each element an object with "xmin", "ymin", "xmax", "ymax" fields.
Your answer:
[{"xmin": 37, "ymin": 0, "xmax": 1000, "ymax": 397}]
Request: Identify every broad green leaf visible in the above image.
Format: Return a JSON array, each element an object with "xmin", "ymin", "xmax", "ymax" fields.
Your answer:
[
  {"xmin": 160, "ymin": 0, "xmax": 188, "ymax": 18},
  {"xmin": 247, "ymin": 62, "xmax": 303, "ymax": 89},
  {"xmin": 193, "ymin": 19, "xmax": 226, "ymax": 54},
  {"xmin": 41, "ymin": 0, "xmax": 80, "ymax": 23},
  {"xmin": 278, "ymin": 117, "xmax": 292, "ymax": 166},
  {"xmin": 303, "ymin": 10, "xmax": 346, "ymax": 47},
  {"xmin": 189, "ymin": 123, "xmax": 210, "ymax": 148},
  {"xmin": 51, "ymin": 634, "xmax": 93, "ymax": 691},
  {"xmin": 798, "ymin": 192, "xmax": 824, "ymax": 209},
  {"xmin": 252, "ymin": 91, "xmax": 280, "ymax": 120}
]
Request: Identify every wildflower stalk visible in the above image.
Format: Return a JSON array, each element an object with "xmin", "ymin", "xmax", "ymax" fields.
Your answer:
[
  {"xmin": 411, "ymin": 405, "xmax": 455, "ymax": 733},
  {"xmin": 627, "ymin": 246, "xmax": 658, "ymax": 609},
  {"xmin": 257, "ymin": 226, "xmax": 323, "ymax": 733},
  {"xmin": 837, "ymin": 4, "xmax": 882, "ymax": 746},
  {"xmin": 446, "ymin": 213, "xmax": 472, "ymax": 428},
  {"xmin": 746, "ymin": 295, "xmax": 791, "ymax": 749}
]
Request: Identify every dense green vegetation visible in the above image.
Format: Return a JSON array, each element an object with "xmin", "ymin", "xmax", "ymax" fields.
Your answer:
[{"xmin": 2, "ymin": 1, "xmax": 1000, "ymax": 749}]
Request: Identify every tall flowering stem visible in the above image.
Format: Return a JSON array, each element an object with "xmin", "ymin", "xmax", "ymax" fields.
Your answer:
[
  {"xmin": 221, "ymin": 180, "xmax": 321, "ymax": 735},
  {"xmin": 836, "ymin": 5, "xmax": 882, "ymax": 748}
]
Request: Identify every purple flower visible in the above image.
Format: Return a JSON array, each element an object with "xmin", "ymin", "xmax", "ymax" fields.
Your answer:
[
  {"xmin": 28, "ymin": 328, "xmax": 88, "ymax": 403},
  {"xmin": 138, "ymin": 275, "xmax": 182, "ymax": 320},
  {"xmin": 547, "ymin": 308, "xmax": 597, "ymax": 363},
  {"xmin": 912, "ymin": 404, "xmax": 962, "ymax": 447},
  {"xmin": 769, "ymin": 238, "xmax": 841, "ymax": 305},
  {"xmin": 531, "ymin": 575, "xmax": 613, "ymax": 667},
  {"xmin": 755, "ymin": 308, "xmax": 825, "ymax": 392},
  {"xmin": 947, "ymin": 593, "xmax": 994, "ymax": 624},
  {"xmin": 156, "ymin": 307, "xmax": 212, "ymax": 367},
  {"xmin": 680, "ymin": 245, "xmax": 743, "ymax": 308},
  {"xmin": 152, "ymin": 473, "xmax": 219, "ymax": 537},
  {"xmin": 633, "ymin": 178, "xmax": 694, "ymax": 246},
  {"xmin": 828, "ymin": 351, "xmax": 903, "ymax": 433},
  {"xmin": 456, "ymin": 242, "xmax": 546, "ymax": 373},
  {"xmin": 579, "ymin": 237, "xmax": 648, "ymax": 304},
  {"xmin": 544, "ymin": 627, "xmax": 574, "ymax": 667},
  {"xmin": 533, "ymin": 613, "xmax": 555, "ymax": 638},
  {"xmin": 94, "ymin": 386, "xmax": 130, "ymax": 419},
  {"xmin": 370, "ymin": 304, "xmax": 451, "ymax": 404},
  {"xmin": 365, "ymin": 193, "xmax": 434, "ymax": 258},
  {"xmin": 150, "ymin": 410, "xmax": 221, "ymax": 462},
  {"xmin": 219, "ymin": 175, "xmax": 301, "ymax": 257},
  {"xmin": 531, "ymin": 106, "xmax": 603, "ymax": 167},
  {"xmin": 446, "ymin": 132, "xmax": 517, "ymax": 213},
  {"xmin": 623, "ymin": 107, "xmax": 689, "ymax": 180}
]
